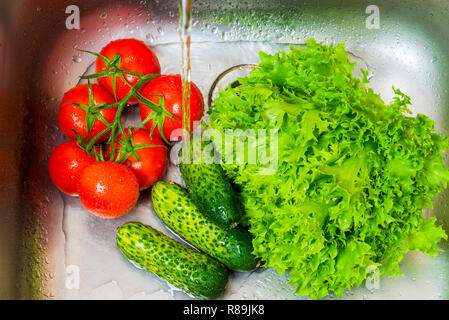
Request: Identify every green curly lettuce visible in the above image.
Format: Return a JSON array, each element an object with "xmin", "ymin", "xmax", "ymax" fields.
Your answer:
[{"xmin": 207, "ymin": 39, "xmax": 449, "ymax": 299}]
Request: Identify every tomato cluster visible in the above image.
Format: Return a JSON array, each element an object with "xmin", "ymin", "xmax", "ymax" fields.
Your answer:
[{"xmin": 48, "ymin": 38, "xmax": 204, "ymax": 219}]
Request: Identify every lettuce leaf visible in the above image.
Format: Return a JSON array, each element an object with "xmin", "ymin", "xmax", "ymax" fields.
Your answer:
[{"xmin": 208, "ymin": 39, "xmax": 449, "ymax": 299}]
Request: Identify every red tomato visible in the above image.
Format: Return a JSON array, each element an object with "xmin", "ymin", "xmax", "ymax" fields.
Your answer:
[
  {"xmin": 79, "ymin": 162, "xmax": 139, "ymax": 219},
  {"xmin": 139, "ymin": 74, "xmax": 204, "ymax": 141},
  {"xmin": 96, "ymin": 39, "xmax": 161, "ymax": 105},
  {"xmin": 108, "ymin": 128, "xmax": 167, "ymax": 191},
  {"xmin": 48, "ymin": 141, "xmax": 95, "ymax": 196},
  {"xmin": 58, "ymin": 84, "xmax": 117, "ymax": 143}
]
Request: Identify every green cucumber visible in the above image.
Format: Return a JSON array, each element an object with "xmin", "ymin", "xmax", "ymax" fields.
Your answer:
[
  {"xmin": 151, "ymin": 181, "xmax": 258, "ymax": 271},
  {"xmin": 116, "ymin": 221, "xmax": 228, "ymax": 299},
  {"xmin": 179, "ymin": 138, "xmax": 242, "ymax": 229}
]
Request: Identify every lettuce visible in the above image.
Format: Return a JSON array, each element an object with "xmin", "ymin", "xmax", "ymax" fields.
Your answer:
[{"xmin": 207, "ymin": 39, "xmax": 449, "ymax": 299}]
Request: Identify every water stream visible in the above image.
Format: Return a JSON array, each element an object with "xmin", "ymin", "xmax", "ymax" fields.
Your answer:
[{"xmin": 179, "ymin": 0, "xmax": 193, "ymax": 141}]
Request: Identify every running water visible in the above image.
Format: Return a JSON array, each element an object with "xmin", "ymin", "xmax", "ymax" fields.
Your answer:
[{"xmin": 179, "ymin": 0, "xmax": 193, "ymax": 142}]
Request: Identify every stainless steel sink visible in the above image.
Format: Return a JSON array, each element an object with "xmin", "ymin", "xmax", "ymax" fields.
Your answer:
[{"xmin": 1, "ymin": 0, "xmax": 449, "ymax": 299}]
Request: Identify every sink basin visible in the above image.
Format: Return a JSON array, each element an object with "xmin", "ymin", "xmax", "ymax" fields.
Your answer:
[{"xmin": 1, "ymin": 0, "xmax": 448, "ymax": 299}]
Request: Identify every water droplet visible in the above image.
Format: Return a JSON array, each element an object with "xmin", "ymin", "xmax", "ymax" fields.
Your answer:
[
  {"xmin": 145, "ymin": 33, "xmax": 155, "ymax": 44},
  {"xmin": 100, "ymin": 12, "xmax": 108, "ymax": 19},
  {"xmin": 72, "ymin": 54, "xmax": 82, "ymax": 63}
]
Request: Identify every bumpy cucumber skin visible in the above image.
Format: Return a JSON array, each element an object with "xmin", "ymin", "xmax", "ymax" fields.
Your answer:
[
  {"xmin": 151, "ymin": 181, "xmax": 258, "ymax": 271},
  {"xmin": 179, "ymin": 162, "xmax": 241, "ymax": 229},
  {"xmin": 116, "ymin": 222, "xmax": 228, "ymax": 299}
]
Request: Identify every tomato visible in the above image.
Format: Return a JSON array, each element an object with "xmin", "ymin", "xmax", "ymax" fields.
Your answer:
[
  {"xmin": 79, "ymin": 162, "xmax": 139, "ymax": 219},
  {"xmin": 108, "ymin": 128, "xmax": 167, "ymax": 191},
  {"xmin": 96, "ymin": 38, "xmax": 161, "ymax": 105},
  {"xmin": 48, "ymin": 141, "xmax": 95, "ymax": 196},
  {"xmin": 58, "ymin": 84, "xmax": 117, "ymax": 143},
  {"xmin": 139, "ymin": 74, "xmax": 204, "ymax": 141}
]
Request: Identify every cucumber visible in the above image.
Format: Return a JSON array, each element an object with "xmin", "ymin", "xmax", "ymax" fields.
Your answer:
[
  {"xmin": 179, "ymin": 138, "xmax": 241, "ymax": 229},
  {"xmin": 151, "ymin": 181, "xmax": 258, "ymax": 271},
  {"xmin": 116, "ymin": 221, "xmax": 228, "ymax": 299}
]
